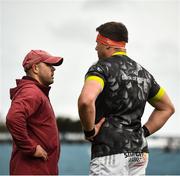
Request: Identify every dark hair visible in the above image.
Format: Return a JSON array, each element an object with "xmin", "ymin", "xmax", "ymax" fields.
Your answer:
[{"xmin": 96, "ymin": 22, "xmax": 128, "ymax": 43}]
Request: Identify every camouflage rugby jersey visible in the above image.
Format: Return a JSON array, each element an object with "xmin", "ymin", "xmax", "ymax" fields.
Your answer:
[{"xmin": 85, "ymin": 52, "xmax": 164, "ymax": 159}]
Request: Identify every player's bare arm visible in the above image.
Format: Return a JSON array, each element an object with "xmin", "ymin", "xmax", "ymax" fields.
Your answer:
[
  {"xmin": 144, "ymin": 91, "xmax": 175, "ymax": 135},
  {"xmin": 78, "ymin": 79, "xmax": 105, "ymax": 140}
]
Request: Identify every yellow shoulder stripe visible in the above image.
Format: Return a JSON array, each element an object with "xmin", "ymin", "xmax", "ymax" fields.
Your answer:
[
  {"xmin": 149, "ymin": 87, "xmax": 165, "ymax": 103},
  {"xmin": 86, "ymin": 76, "xmax": 104, "ymax": 90}
]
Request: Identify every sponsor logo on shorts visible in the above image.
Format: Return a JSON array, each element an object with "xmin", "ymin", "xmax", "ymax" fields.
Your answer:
[
  {"xmin": 124, "ymin": 153, "xmax": 148, "ymax": 167},
  {"xmin": 124, "ymin": 152, "xmax": 143, "ymax": 158}
]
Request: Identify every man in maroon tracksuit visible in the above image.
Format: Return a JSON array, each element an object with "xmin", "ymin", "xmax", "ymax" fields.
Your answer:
[{"xmin": 6, "ymin": 50, "xmax": 63, "ymax": 175}]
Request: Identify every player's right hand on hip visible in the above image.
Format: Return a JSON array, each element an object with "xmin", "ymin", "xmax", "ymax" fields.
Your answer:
[
  {"xmin": 86, "ymin": 117, "xmax": 105, "ymax": 142},
  {"xmin": 95, "ymin": 117, "xmax": 105, "ymax": 136}
]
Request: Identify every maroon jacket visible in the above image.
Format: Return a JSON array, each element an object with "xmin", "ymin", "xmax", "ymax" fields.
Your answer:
[{"xmin": 6, "ymin": 76, "xmax": 60, "ymax": 175}]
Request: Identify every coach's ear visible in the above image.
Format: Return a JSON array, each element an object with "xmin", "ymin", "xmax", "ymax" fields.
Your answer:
[{"xmin": 31, "ymin": 64, "xmax": 39, "ymax": 74}]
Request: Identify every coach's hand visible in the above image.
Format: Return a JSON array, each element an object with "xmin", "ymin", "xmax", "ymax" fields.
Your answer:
[{"xmin": 33, "ymin": 145, "xmax": 48, "ymax": 161}]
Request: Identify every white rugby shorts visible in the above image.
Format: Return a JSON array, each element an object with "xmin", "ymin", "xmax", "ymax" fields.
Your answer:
[{"xmin": 89, "ymin": 152, "xmax": 148, "ymax": 176}]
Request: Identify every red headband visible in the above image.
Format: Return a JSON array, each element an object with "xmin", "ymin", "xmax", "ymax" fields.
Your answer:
[{"xmin": 96, "ymin": 33, "xmax": 126, "ymax": 49}]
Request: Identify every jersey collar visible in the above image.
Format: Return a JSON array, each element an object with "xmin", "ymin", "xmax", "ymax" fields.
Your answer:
[{"xmin": 112, "ymin": 51, "xmax": 127, "ymax": 56}]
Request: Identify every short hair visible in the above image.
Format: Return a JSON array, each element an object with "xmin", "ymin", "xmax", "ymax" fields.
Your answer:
[{"xmin": 96, "ymin": 22, "xmax": 128, "ymax": 43}]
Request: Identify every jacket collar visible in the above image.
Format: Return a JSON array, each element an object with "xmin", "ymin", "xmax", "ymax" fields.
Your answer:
[{"xmin": 22, "ymin": 76, "xmax": 51, "ymax": 96}]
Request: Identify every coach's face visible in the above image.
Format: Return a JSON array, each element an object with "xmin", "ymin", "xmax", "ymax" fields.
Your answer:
[{"xmin": 35, "ymin": 62, "xmax": 56, "ymax": 86}]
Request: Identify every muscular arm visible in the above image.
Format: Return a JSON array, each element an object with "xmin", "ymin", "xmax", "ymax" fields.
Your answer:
[
  {"xmin": 78, "ymin": 80, "xmax": 102, "ymax": 130},
  {"xmin": 78, "ymin": 79, "xmax": 105, "ymax": 139},
  {"xmin": 144, "ymin": 92, "xmax": 175, "ymax": 135}
]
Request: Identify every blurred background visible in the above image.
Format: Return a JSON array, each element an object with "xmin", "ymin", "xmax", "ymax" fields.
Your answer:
[{"xmin": 0, "ymin": 0, "xmax": 180, "ymax": 175}]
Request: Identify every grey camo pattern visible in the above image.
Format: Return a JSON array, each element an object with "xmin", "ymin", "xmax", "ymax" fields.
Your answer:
[{"xmin": 86, "ymin": 55, "xmax": 160, "ymax": 159}]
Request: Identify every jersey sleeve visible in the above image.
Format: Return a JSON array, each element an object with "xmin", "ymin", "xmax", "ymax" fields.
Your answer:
[
  {"xmin": 148, "ymin": 76, "xmax": 165, "ymax": 103},
  {"xmin": 85, "ymin": 62, "xmax": 108, "ymax": 89},
  {"xmin": 86, "ymin": 75, "xmax": 105, "ymax": 89}
]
